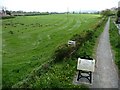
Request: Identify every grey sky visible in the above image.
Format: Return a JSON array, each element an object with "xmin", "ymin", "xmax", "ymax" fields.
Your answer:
[{"xmin": 0, "ymin": 0, "xmax": 119, "ymax": 12}]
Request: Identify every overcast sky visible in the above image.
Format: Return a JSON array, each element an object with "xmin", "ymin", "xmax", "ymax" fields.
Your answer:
[{"xmin": 0, "ymin": 0, "xmax": 119, "ymax": 12}]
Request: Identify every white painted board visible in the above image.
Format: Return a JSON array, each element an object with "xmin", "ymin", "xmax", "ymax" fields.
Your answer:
[
  {"xmin": 77, "ymin": 58, "xmax": 95, "ymax": 72},
  {"xmin": 68, "ymin": 40, "xmax": 76, "ymax": 47}
]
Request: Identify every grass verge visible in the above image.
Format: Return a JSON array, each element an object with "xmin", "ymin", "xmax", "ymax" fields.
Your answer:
[
  {"xmin": 75, "ymin": 17, "xmax": 107, "ymax": 59},
  {"xmin": 110, "ymin": 19, "xmax": 120, "ymax": 71}
]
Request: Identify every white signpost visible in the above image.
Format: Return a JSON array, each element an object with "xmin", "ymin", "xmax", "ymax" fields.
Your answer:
[
  {"xmin": 68, "ymin": 40, "xmax": 76, "ymax": 47},
  {"xmin": 77, "ymin": 58, "xmax": 95, "ymax": 83}
]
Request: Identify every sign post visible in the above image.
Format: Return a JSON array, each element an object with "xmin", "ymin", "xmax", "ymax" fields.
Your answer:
[
  {"xmin": 77, "ymin": 58, "xmax": 95, "ymax": 83},
  {"xmin": 68, "ymin": 40, "xmax": 76, "ymax": 47}
]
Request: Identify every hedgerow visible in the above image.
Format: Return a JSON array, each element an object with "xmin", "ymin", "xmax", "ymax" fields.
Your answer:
[{"xmin": 109, "ymin": 19, "xmax": 120, "ymax": 71}]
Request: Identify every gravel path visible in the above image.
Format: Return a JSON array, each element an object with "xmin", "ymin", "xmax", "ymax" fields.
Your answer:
[{"xmin": 91, "ymin": 17, "xmax": 118, "ymax": 88}]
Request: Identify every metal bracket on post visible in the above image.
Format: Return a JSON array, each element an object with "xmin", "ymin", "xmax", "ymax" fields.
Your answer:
[{"xmin": 77, "ymin": 70, "xmax": 92, "ymax": 83}]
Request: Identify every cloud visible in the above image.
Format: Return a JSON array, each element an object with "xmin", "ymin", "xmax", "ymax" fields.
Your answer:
[{"xmin": 0, "ymin": 0, "xmax": 119, "ymax": 12}]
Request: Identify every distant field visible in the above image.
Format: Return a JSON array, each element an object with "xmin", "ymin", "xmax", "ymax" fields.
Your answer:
[{"xmin": 2, "ymin": 14, "xmax": 101, "ymax": 87}]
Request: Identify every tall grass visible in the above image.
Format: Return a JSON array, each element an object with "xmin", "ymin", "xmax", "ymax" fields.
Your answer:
[{"xmin": 110, "ymin": 19, "xmax": 120, "ymax": 71}]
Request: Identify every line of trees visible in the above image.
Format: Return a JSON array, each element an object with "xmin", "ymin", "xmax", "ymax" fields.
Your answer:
[
  {"xmin": 116, "ymin": 8, "xmax": 120, "ymax": 24},
  {"xmin": 100, "ymin": 9, "xmax": 117, "ymax": 17},
  {"xmin": 100, "ymin": 8, "xmax": 119, "ymax": 24},
  {"xmin": 1, "ymin": 6, "xmax": 11, "ymax": 16},
  {"xmin": 1, "ymin": 6, "xmax": 118, "ymax": 17}
]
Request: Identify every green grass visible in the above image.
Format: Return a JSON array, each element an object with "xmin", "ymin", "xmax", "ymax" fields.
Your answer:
[
  {"xmin": 31, "ymin": 59, "xmax": 88, "ymax": 88},
  {"xmin": 28, "ymin": 17, "xmax": 107, "ymax": 88},
  {"xmin": 110, "ymin": 19, "xmax": 120, "ymax": 71},
  {"xmin": 2, "ymin": 14, "xmax": 101, "ymax": 88}
]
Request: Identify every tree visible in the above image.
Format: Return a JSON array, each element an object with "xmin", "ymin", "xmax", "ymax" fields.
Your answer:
[
  {"xmin": 117, "ymin": 10, "xmax": 120, "ymax": 17},
  {"xmin": 6, "ymin": 10, "xmax": 11, "ymax": 15},
  {"xmin": 1, "ymin": 6, "xmax": 6, "ymax": 15},
  {"xmin": 72, "ymin": 11, "xmax": 75, "ymax": 14},
  {"xmin": 101, "ymin": 9, "xmax": 112, "ymax": 16}
]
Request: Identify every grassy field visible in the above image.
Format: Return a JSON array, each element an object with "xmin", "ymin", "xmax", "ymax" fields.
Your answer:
[
  {"xmin": 2, "ymin": 14, "xmax": 101, "ymax": 88},
  {"xmin": 30, "ymin": 16, "xmax": 107, "ymax": 88}
]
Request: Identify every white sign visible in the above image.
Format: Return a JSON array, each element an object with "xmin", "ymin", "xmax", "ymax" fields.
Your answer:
[
  {"xmin": 77, "ymin": 58, "xmax": 95, "ymax": 72},
  {"xmin": 68, "ymin": 40, "xmax": 76, "ymax": 47}
]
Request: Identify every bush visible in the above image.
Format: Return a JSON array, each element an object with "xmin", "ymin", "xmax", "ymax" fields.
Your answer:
[
  {"xmin": 1, "ymin": 16, "xmax": 15, "ymax": 19},
  {"xmin": 53, "ymin": 44, "xmax": 74, "ymax": 62},
  {"xmin": 9, "ymin": 31, "xmax": 14, "ymax": 34},
  {"xmin": 115, "ymin": 42, "xmax": 120, "ymax": 48},
  {"xmin": 71, "ymin": 34, "xmax": 84, "ymax": 42},
  {"xmin": 71, "ymin": 34, "xmax": 85, "ymax": 48},
  {"xmin": 109, "ymin": 20, "xmax": 120, "ymax": 71},
  {"xmin": 53, "ymin": 25, "xmax": 103, "ymax": 62}
]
